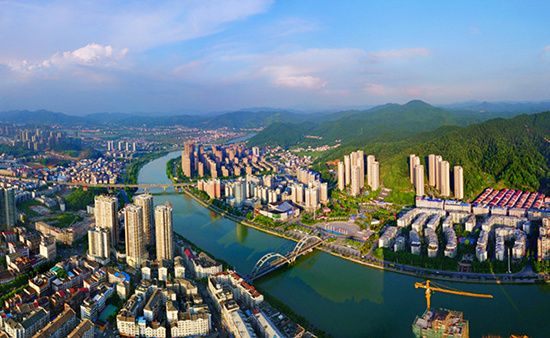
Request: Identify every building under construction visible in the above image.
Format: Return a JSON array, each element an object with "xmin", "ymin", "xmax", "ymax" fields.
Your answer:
[{"xmin": 413, "ymin": 308, "xmax": 469, "ymax": 338}]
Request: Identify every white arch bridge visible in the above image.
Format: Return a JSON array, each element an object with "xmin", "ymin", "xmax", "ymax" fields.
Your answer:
[{"xmin": 245, "ymin": 235, "xmax": 325, "ymax": 282}]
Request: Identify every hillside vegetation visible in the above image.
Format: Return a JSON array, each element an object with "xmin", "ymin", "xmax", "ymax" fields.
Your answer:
[
  {"xmin": 248, "ymin": 100, "xmax": 487, "ymax": 147},
  {"xmin": 316, "ymin": 111, "xmax": 550, "ymax": 201}
]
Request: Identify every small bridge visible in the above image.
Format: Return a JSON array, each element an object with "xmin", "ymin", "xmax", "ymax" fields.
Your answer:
[
  {"xmin": 57, "ymin": 181, "xmax": 192, "ymax": 193},
  {"xmin": 246, "ymin": 235, "xmax": 325, "ymax": 282}
]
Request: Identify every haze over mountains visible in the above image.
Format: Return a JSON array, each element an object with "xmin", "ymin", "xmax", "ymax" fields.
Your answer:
[
  {"xmin": 2, "ymin": 100, "xmax": 549, "ymax": 131},
  {"xmin": 2, "ymin": 99, "xmax": 550, "ymax": 199}
]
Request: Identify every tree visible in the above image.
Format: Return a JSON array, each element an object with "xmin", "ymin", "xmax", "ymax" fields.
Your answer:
[{"xmin": 57, "ymin": 269, "xmax": 68, "ymax": 279}]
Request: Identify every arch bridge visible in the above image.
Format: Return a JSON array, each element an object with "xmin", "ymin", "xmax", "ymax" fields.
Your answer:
[{"xmin": 246, "ymin": 235, "xmax": 325, "ymax": 282}]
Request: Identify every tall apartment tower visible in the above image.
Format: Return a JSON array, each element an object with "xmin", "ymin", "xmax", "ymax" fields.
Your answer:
[
  {"xmin": 134, "ymin": 194, "xmax": 154, "ymax": 245},
  {"xmin": 454, "ymin": 166, "xmax": 464, "ymax": 199},
  {"xmin": 181, "ymin": 141, "xmax": 195, "ymax": 177},
  {"xmin": 320, "ymin": 182, "xmax": 329, "ymax": 203},
  {"xmin": 435, "ymin": 155, "xmax": 443, "ymax": 190},
  {"xmin": 94, "ymin": 195, "xmax": 119, "ymax": 246},
  {"xmin": 414, "ymin": 165, "xmax": 425, "ymax": 197},
  {"xmin": 124, "ymin": 205, "xmax": 146, "ymax": 268},
  {"xmin": 0, "ymin": 187, "xmax": 16, "ymax": 231},
  {"xmin": 88, "ymin": 227, "xmax": 111, "ymax": 263},
  {"xmin": 439, "ymin": 161, "xmax": 451, "ymax": 197},
  {"xmin": 155, "ymin": 202, "xmax": 173, "ymax": 262},
  {"xmin": 409, "ymin": 154, "xmax": 420, "ymax": 183},
  {"xmin": 357, "ymin": 151, "xmax": 365, "ymax": 188},
  {"xmin": 351, "ymin": 166, "xmax": 361, "ymax": 196},
  {"xmin": 338, "ymin": 161, "xmax": 345, "ymax": 191},
  {"xmin": 344, "ymin": 155, "xmax": 351, "ymax": 186},
  {"xmin": 367, "ymin": 155, "xmax": 376, "ymax": 187},
  {"xmin": 370, "ymin": 161, "xmax": 380, "ymax": 191},
  {"xmin": 428, "ymin": 154, "xmax": 436, "ymax": 186}
]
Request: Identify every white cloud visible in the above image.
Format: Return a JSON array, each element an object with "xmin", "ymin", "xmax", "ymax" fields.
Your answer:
[
  {"xmin": 7, "ymin": 43, "xmax": 128, "ymax": 73},
  {"xmin": 257, "ymin": 48, "xmax": 366, "ymax": 89},
  {"xmin": 366, "ymin": 47, "xmax": 432, "ymax": 63},
  {"xmin": 0, "ymin": 0, "xmax": 273, "ymax": 67},
  {"xmin": 261, "ymin": 17, "xmax": 320, "ymax": 38},
  {"xmin": 275, "ymin": 75, "xmax": 327, "ymax": 89},
  {"xmin": 540, "ymin": 46, "xmax": 550, "ymax": 58},
  {"xmin": 362, "ymin": 83, "xmax": 386, "ymax": 96}
]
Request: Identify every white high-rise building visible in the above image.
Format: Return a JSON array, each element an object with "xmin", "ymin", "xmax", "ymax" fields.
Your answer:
[
  {"xmin": 305, "ymin": 186, "xmax": 319, "ymax": 211},
  {"xmin": 370, "ymin": 161, "xmax": 380, "ymax": 191},
  {"xmin": 366, "ymin": 155, "xmax": 375, "ymax": 187},
  {"xmin": 134, "ymin": 194, "xmax": 154, "ymax": 246},
  {"xmin": 351, "ymin": 166, "xmax": 361, "ymax": 196},
  {"xmin": 454, "ymin": 166, "xmax": 464, "ymax": 199},
  {"xmin": 319, "ymin": 182, "xmax": 329, "ymax": 203},
  {"xmin": 155, "ymin": 202, "xmax": 173, "ymax": 262},
  {"xmin": 414, "ymin": 165, "xmax": 425, "ymax": 197},
  {"xmin": 124, "ymin": 205, "xmax": 146, "ymax": 268},
  {"xmin": 435, "ymin": 155, "xmax": 443, "ymax": 190},
  {"xmin": 338, "ymin": 162, "xmax": 345, "ymax": 191},
  {"xmin": 344, "ymin": 155, "xmax": 351, "ymax": 186},
  {"xmin": 409, "ymin": 154, "xmax": 420, "ymax": 183},
  {"xmin": 439, "ymin": 161, "xmax": 450, "ymax": 197},
  {"xmin": 357, "ymin": 151, "xmax": 365, "ymax": 188},
  {"xmin": 88, "ymin": 227, "xmax": 111, "ymax": 264},
  {"xmin": 428, "ymin": 154, "xmax": 436, "ymax": 186},
  {"xmin": 94, "ymin": 195, "xmax": 119, "ymax": 246}
]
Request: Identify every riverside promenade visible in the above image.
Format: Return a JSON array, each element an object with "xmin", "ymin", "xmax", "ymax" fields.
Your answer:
[{"xmin": 181, "ymin": 187, "xmax": 546, "ymax": 285}]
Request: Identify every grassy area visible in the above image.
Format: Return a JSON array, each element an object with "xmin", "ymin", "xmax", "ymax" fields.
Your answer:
[
  {"xmin": 65, "ymin": 187, "xmax": 109, "ymax": 211},
  {"xmin": 18, "ymin": 199, "xmax": 49, "ymax": 218},
  {"xmin": 43, "ymin": 213, "xmax": 82, "ymax": 228}
]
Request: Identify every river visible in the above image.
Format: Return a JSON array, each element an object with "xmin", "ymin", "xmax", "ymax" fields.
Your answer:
[{"xmin": 138, "ymin": 150, "xmax": 550, "ymax": 337}]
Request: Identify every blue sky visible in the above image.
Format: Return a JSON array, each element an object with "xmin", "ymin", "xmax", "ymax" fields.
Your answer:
[{"xmin": 0, "ymin": 0, "xmax": 549, "ymax": 114}]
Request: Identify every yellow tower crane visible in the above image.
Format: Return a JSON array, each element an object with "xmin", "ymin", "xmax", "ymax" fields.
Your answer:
[{"xmin": 415, "ymin": 280, "xmax": 493, "ymax": 310}]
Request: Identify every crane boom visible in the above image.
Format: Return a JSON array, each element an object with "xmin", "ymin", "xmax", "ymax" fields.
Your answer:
[{"xmin": 415, "ymin": 280, "xmax": 492, "ymax": 309}]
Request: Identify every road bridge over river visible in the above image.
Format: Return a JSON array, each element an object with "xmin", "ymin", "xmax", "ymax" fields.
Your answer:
[
  {"xmin": 246, "ymin": 235, "xmax": 325, "ymax": 282},
  {"xmin": 58, "ymin": 181, "xmax": 193, "ymax": 193}
]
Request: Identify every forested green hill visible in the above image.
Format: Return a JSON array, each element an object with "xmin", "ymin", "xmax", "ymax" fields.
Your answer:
[{"xmin": 316, "ymin": 112, "xmax": 550, "ymax": 201}]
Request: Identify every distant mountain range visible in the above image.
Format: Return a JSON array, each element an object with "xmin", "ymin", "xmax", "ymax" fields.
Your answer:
[
  {"xmin": 0, "ymin": 109, "xmax": 310, "ymax": 129},
  {"xmin": 2, "ymin": 100, "xmax": 548, "ymax": 131},
  {"xmin": 247, "ymin": 100, "xmax": 496, "ymax": 147},
  {"xmin": 439, "ymin": 100, "xmax": 550, "ymax": 115}
]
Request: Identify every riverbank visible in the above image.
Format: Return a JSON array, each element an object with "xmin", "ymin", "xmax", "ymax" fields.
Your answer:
[
  {"xmin": 141, "ymin": 149, "xmax": 550, "ymax": 337},
  {"xmin": 180, "ymin": 187, "xmax": 546, "ymax": 285}
]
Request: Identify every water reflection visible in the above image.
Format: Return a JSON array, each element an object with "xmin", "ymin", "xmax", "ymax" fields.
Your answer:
[{"xmin": 235, "ymin": 223, "xmax": 248, "ymax": 244}]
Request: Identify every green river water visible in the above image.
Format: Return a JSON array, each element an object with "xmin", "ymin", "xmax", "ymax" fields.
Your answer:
[{"xmin": 138, "ymin": 150, "xmax": 550, "ymax": 337}]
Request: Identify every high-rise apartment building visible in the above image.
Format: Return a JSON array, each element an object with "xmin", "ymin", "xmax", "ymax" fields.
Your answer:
[
  {"xmin": 134, "ymin": 194, "xmax": 154, "ymax": 245},
  {"xmin": 367, "ymin": 155, "xmax": 376, "ymax": 187},
  {"xmin": 357, "ymin": 153, "xmax": 365, "ymax": 189},
  {"xmin": 414, "ymin": 165, "xmax": 425, "ymax": 197},
  {"xmin": 338, "ymin": 161, "xmax": 345, "ymax": 191},
  {"xmin": 428, "ymin": 154, "xmax": 436, "ymax": 186},
  {"xmin": 370, "ymin": 161, "xmax": 380, "ymax": 191},
  {"xmin": 155, "ymin": 202, "xmax": 173, "ymax": 262},
  {"xmin": 0, "ymin": 187, "xmax": 16, "ymax": 231},
  {"xmin": 435, "ymin": 155, "xmax": 443, "ymax": 190},
  {"xmin": 344, "ymin": 155, "xmax": 351, "ymax": 186},
  {"xmin": 181, "ymin": 141, "xmax": 195, "ymax": 177},
  {"xmin": 351, "ymin": 166, "xmax": 361, "ymax": 196},
  {"xmin": 88, "ymin": 227, "xmax": 111, "ymax": 264},
  {"xmin": 94, "ymin": 195, "xmax": 119, "ymax": 246},
  {"xmin": 409, "ymin": 154, "xmax": 420, "ymax": 183},
  {"xmin": 454, "ymin": 166, "xmax": 464, "ymax": 199},
  {"xmin": 439, "ymin": 161, "xmax": 450, "ymax": 197},
  {"xmin": 124, "ymin": 205, "xmax": 146, "ymax": 268}
]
